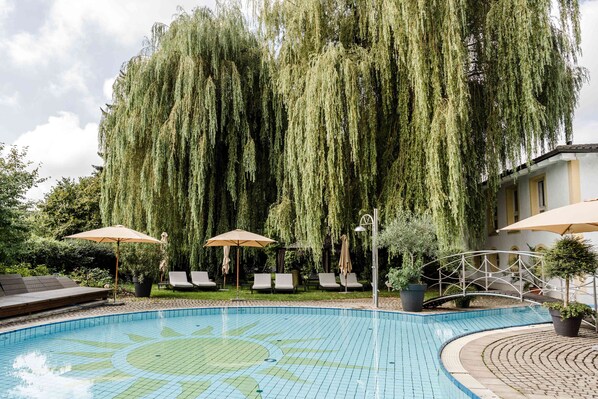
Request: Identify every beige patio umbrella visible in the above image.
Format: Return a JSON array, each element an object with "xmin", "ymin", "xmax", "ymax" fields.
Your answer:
[
  {"xmin": 65, "ymin": 225, "xmax": 162, "ymax": 302},
  {"xmin": 501, "ymin": 198, "xmax": 598, "ymax": 331},
  {"xmin": 205, "ymin": 229, "xmax": 275, "ymax": 299},
  {"xmin": 222, "ymin": 245, "xmax": 231, "ymax": 288},
  {"xmin": 500, "ymin": 198, "xmax": 598, "ymax": 235},
  {"xmin": 339, "ymin": 234, "xmax": 352, "ymax": 293}
]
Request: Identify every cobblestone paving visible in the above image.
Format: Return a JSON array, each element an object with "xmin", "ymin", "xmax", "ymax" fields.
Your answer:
[{"xmin": 481, "ymin": 327, "xmax": 598, "ymax": 399}]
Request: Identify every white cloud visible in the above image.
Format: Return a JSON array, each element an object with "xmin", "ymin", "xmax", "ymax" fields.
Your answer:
[
  {"xmin": 103, "ymin": 76, "xmax": 116, "ymax": 101},
  {"xmin": 573, "ymin": 0, "xmax": 598, "ymax": 143},
  {"xmin": 0, "ymin": 90, "xmax": 18, "ymax": 106},
  {"xmin": 49, "ymin": 62, "xmax": 91, "ymax": 97},
  {"xmin": 0, "ymin": 0, "xmax": 14, "ymax": 22},
  {"xmin": 1, "ymin": 0, "xmax": 214, "ymax": 67},
  {"xmin": 12, "ymin": 111, "xmax": 102, "ymax": 200}
]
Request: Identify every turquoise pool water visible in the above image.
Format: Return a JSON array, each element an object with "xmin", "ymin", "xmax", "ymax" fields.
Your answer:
[{"xmin": 0, "ymin": 306, "xmax": 550, "ymax": 399}]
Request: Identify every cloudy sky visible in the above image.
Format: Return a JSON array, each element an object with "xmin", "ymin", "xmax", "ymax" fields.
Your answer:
[{"xmin": 0, "ymin": 0, "xmax": 597, "ymax": 201}]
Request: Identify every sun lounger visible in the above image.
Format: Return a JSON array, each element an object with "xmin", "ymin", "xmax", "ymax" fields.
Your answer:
[
  {"xmin": 318, "ymin": 273, "xmax": 341, "ymax": 291},
  {"xmin": 339, "ymin": 273, "xmax": 364, "ymax": 290},
  {"xmin": 274, "ymin": 273, "xmax": 296, "ymax": 293},
  {"xmin": 168, "ymin": 271, "xmax": 194, "ymax": 290},
  {"xmin": 0, "ymin": 274, "xmax": 110, "ymax": 319},
  {"xmin": 191, "ymin": 271, "xmax": 217, "ymax": 289},
  {"xmin": 251, "ymin": 273, "xmax": 272, "ymax": 293}
]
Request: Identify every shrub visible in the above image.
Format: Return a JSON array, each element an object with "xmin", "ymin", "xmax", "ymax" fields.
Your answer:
[{"xmin": 70, "ymin": 267, "xmax": 113, "ymax": 287}]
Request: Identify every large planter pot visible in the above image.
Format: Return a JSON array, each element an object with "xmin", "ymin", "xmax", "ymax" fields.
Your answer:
[
  {"xmin": 400, "ymin": 283, "xmax": 427, "ymax": 312},
  {"xmin": 549, "ymin": 308, "xmax": 583, "ymax": 337},
  {"xmin": 133, "ymin": 277, "xmax": 153, "ymax": 298}
]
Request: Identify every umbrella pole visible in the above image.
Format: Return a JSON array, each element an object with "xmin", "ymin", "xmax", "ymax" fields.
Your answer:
[
  {"xmin": 114, "ymin": 241, "xmax": 120, "ymax": 302},
  {"xmin": 236, "ymin": 246, "xmax": 240, "ymax": 300}
]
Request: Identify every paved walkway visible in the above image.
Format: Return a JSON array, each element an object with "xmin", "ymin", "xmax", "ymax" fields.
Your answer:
[{"xmin": 444, "ymin": 325, "xmax": 598, "ymax": 399}]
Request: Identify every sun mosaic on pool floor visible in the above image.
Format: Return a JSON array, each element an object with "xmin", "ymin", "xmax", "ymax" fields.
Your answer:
[{"xmin": 14, "ymin": 319, "xmax": 365, "ymax": 399}]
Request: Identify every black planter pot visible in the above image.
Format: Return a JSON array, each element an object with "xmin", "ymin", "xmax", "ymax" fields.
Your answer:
[
  {"xmin": 133, "ymin": 277, "xmax": 153, "ymax": 298},
  {"xmin": 549, "ymin": 308, "xmax": 583, "ymax": 337},
  {"xmin": 400, "ymin": 283, "xmax": 427, "ymax": 312}
]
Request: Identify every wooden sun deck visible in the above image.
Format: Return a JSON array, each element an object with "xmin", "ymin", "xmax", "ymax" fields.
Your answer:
[{"xmin": 0, "ymin": 274, "xmax": 110, "ymax": 319}]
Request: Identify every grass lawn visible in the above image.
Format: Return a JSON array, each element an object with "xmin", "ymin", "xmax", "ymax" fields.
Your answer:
[{"xmin": 122, "ymin": 284, "xmax": 440, "ymax": 302}]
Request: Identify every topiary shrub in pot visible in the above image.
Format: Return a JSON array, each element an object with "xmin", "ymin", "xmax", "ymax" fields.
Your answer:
[
  {"xmin": 379, "ymin": 210, "xmax": 437, "ymax": 312},
  {"xmin": 542, "ymin": 236, "xmax": 597, "ymax": 337},
  {"xmin": 121, "ymin": 243, "xmax": 162, "ymax": 297}
]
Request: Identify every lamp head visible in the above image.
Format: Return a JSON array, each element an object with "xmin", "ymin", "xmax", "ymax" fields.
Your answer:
[{"xmin": 354, "ymin": 225, "xmax": 366, "ymax": 232}]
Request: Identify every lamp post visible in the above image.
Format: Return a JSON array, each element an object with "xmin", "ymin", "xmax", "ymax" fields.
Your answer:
[{"xmin": 355, "ymin": 208, "xmax": 379, "ymax": 308}]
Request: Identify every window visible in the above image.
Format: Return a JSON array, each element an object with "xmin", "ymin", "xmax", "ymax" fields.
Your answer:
[
  {"xmin": 537, "ymin": 179, "xmax": 546, "ymax": 213},
  {"xmin": 506, "ymin": 186, "xmax": 520, "ymax": 228},
  {"xmin": 530, "ymin": 175, "xmax": 546, "ymax": 216}
]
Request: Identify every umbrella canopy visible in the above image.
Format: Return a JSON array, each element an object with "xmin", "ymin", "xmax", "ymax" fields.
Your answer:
[
  {"xmin": 500, "ymin": 199, "xmax": 598, "ymax": 235},
  {"xmin": 338, "ymin": 235, "xmax": 352, "ymax": 293},
  {"xmin": 222, "ymin": 246, "xmax": 231, "ymax": 288},
  {"xmin": 204, "ymin": 229, "xmax": 276, "ymax": 247},
  {"xmin": 205, "ymin": 229, "xmax": 275, "ymax": 298},
  {"xmin": 65, "ymin": 225, "xmax": 161, "ymax": 301}
]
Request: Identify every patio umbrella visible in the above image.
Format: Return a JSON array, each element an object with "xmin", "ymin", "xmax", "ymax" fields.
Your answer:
[
  {"xmin": 222, "ymin": 245, "xmax": 231, "ymax": 288},
  {"xmin": 501, "ymin": 198, "xmax": 598, "ymax": 330},
  {"xmin": 205, "ymin": 229, "xmax": 275, "ymax": 299},
  {"xmin": 339, "ymin": 234, "xmax": 352, "ymax": 293},
  {"xmin": 500, "ymin": 198, "xmax": 598, "ymax": 235},
  {"xmin": 65, "ymin": 225, "xmax": 162, "ymax": 302}
]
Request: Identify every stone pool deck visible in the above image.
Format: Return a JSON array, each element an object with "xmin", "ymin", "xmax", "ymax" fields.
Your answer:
[{"xmin": 1, "ymin": 296, "xmax": 596, "ymax": 398}]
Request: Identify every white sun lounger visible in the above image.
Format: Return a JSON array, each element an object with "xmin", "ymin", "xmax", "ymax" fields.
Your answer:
[
  {"xmin": 318, "ymin": 273, "xmax": 341, "ymax": 291},
  {"xmin": 274, "ymin": 273, "xmax": 296, "ymax": 293},
  {"xmin": 191, "ymin": 271, "xmax": 217, "ymax": 289},
  {"xmin": 251, "ymin": 273, "xmax": 272, "ymax": 293},
  {"xmin": 339, "ymin": 273, "xmax": 364, "ymax": 290},
  {"xmin": 168, "ymin": 271, "xmax": 194, "ymax": 290}
]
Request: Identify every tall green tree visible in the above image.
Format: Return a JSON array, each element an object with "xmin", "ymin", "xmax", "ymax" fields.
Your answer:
[
  {"xmin": 260, "ymin": 0, "xmax": 585, "ymax": 251},
  {"xmin": 99, "ymin": 6, "xmax": 281, "ymax": 271},
  {"xmin": 35, "ymin": 174, "xmax": 102, "ymax": 239},
  {"xmin": 0, "ymin": 144, "xmax": 42, "ymax": 262}
]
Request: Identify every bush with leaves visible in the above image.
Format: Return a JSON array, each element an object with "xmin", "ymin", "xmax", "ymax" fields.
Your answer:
[
  {"xmin": 70, "ymin": 267, "xmax": 112, "ymax": 287},
  {"xmin": 542, "ymin": 236, "xmax": 598, "ymax": 319},
  {"xmin": 120, "ymin": 243, "xmax": 162, "ymax": 283},
  {"xmin": 379, "ymin": 210, "xmax": 438, "ymax": 290},
  {"xmin": 0, "ymin": 263, "xmax": 51, "ymax": 277}
]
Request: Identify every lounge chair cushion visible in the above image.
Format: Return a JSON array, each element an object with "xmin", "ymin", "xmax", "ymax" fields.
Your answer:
[
  {"xmin": 318, "ymin": 273, "xmax": 340, "ymax": 289},
  {"xmin": 0, "ymin": 274, "xmax": 28, "ymax": 295},
  {"xmin": 252, "ymin": 273, "xmax": 272, "ymax": 290},
  {"xmin": 191, "ymin": 271, "xmax": 217, "ymax": 288},
  {"xmin": 340, "ymin": 273, "xmax": 364, "ymax": 288},
  {"xmin": 168, "ymin": 271, "xmax": 194, "ymax": 288},
  {"xmin": 274, "ymin": 273, "xmax": 295, "ymax": 292}
]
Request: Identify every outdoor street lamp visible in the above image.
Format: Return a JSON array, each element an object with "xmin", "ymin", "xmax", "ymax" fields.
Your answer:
[{"xmin": 355, "ymin": 208, "xmax": 379, "ymax": 308}]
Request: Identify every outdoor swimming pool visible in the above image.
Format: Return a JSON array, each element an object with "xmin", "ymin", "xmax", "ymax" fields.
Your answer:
[{"xmin": 0, "ymin": 306, "xmax": 551, "ymax": 399}]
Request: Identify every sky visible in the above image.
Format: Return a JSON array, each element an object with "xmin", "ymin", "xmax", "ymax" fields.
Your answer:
[{"xmin": 0, "ymin": 0, "xmax": 597, "ymax": 201}]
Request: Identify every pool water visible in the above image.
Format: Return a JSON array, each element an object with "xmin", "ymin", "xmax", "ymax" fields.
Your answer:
[{"xmin": 0, "ymin": 306, "xmax": 550, "ymax": 399}]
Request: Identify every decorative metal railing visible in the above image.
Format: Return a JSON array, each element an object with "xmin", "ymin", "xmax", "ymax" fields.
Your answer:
[{"xmin": 422, "ymin": 250, "xmax": 597, "ymax": 308}]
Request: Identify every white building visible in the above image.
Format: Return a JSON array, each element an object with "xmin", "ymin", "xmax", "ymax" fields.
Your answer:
[{"xmin": 483, "ymin": 143, "xmax": 598, "ymax": 304}]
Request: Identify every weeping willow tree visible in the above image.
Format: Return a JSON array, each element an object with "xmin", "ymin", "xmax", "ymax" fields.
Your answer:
[
  {"xmin": 99, "ymin": 6, "xmax": 282, "ymax": 271},
  {"xmin": 260, "ymin": 0, "xmax": 585, "ymax": 252}
]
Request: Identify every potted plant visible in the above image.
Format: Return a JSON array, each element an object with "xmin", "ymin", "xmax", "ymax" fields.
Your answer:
[
  {"xmin": 379, "ymin": 210, "xmax": 438, "ymax": 312},
  {"xmin": 542, "ymin": 236, "xmax": 597, "ymax": 337},
  {"xmin": 121, "ymin": 243, "xmax": 162, "ymax": 297},
  {"xmin": 443, "ymin": 284, "xmax": 477, "ymax": 308}
]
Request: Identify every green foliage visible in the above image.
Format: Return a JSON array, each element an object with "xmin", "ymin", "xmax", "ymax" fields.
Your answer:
[
  {"xmin": 70, "ymin": 267, "xmax": 112, "ymax": 287},
  {"xmin": 16, "ymin": 236, "xmax": 115, "ymax": 274},
  {"xmin": 544, "ymin": 236, "xmax": 598, "ymax": 307},
  {"xmin": 99, "ymin": 6, "xmax": 280, "ymax": 273},
  {"xmin": 544, "ymin": 236, "xmax": 598, "ymax": 280},
  {"xmin": 120, "ymin": 243, "xmax": 162, "ymax": 283},
  {"xmin": 378, "ymin": 210, "xmax": 438, "ymax": 259},
  {"xmin": 386, "ymin": 257, "xmax": 423, "ymax": 291},
  {"xmin": 544, "ymin": 301, "xmax": 594, "ymax": 319},
  {"xmin": 259, "ymin": 0, "xmax": 584, "ymax": 253},
  {"xmin": 0, "ymin": 263, "xmax": 51, "ymax": 277},
  {"xmin": 35, "ymin": 174, "xmax": 102, "ymax": 239},
  {"xmin": 0, "ymin": 144, "xmax": 43, "ymax": 262}
]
